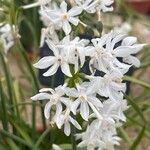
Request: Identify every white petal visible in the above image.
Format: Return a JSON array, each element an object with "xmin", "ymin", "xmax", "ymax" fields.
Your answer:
[
  {"xmin": 64, "ymin": 88, "xmax": 78, "ymax": 97},
  {"xmin": 80, "ymin": 102, "xmax": 89, "ymax": 121},
  {"xmin": 61, "ymin": 62, "xmax": 72, "ymax": 77},
  {"xmin": 64, "ymin": 121, "xmax": 71, "ymax": 136},
  {"xmin": 39, "ymin": 88, "xmax": 54, "ymax": 93},
  {"xmin": 69, "ymin": 116, "xmax": 82, "ymax": 130},
  {"xmin": 114, "ymin": 46, "xmax": 133, "ymax": 57},
  {"xmin": 88, "ymin": 97, "xmax": 103, "ymax": 108},
  {"xmin": 78, "ymin": 48, "xmax": 85, "ymax": 67},
  {"xmin": 69, "ymin": 17, "xmax": 79, "ymax": 26},
  {"xmin": 122, "ymin": 36, "xmax": 137, "ymax": 46},
  {"xmin": 123, "ymin": 56, "xmax": 140, "ymax": 67},
  {"xmin": 114, "ymin": 44, "xmax": 146, "ymax": 57},
  {"xmin": 110, "ymin": 34, "xmax": 126, "ymax": 51},
  {"xmin": 60, "ymin": 97, "xmax": 71, "ymax": 108},
  {"xmin": 60, "ymin": 1, "xmax": 67, "ymax": 13},
  {"xmin": 33, "ymin": 56, "xmax": 56, "ymax": 69},
  {"xmin": 62, "ymin": 21, "xmax": 71, "ymax": 35},
  {"xmin": 56, "ymin": 115, "xmax": 64, "ymax": 129},
  {"xmin": 55, "ymin": 102, "xmax": 63, "ymax": 117},
  {"xmin": 43, "ymin": 63, "xmax": 59, "ymax": 76},
  {"xmin": 71, "ymin": 99, "xmax": 80, "ymax": 115},
  {"xmin": 68, "ymin": 6, "xmax": 82, "ymax": 16},
  {"xmin": 52, "ymin": 144, "xmax": 62, "ymax": 150},
  {"xmin": 46, "ymin": 39, "xmax": 59, "ymax": 56},
  {"xmin": 44, "ymin": 101, "xmax": 52, "ymax": 119},
  {"xmin": 31, "ymin": 93, "xmax": 51, "ymax": 101}
]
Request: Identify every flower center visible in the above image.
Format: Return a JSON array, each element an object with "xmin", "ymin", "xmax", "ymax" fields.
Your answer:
[
  {"xmin": 79, "ymin": 94, "xmax": 87, "ymax": 101},
  {"xmin": 62, "ymin": 13, "xmax": 69, "ymax": 20}
]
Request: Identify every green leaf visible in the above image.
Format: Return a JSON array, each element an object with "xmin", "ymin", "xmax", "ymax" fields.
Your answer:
[
  {"xmin": 124, "ymin": 94, "xmax": 146, "ymax": 123},
  {"xmin": 119, "ymin": 127, "xmax": 131, "ymax": 145},
  {"xmin": 9, "ymin": 119, "xmax": 33, "ymax": 145},
  {"xmin": 0, "ymin": 129, "xmax": 33, "ymax": 148},
  {"xmin": 129, "ymin": 126, "xmax": 145, "ymax": 150},
  {"xmin": 33, "ymin": 127, "xmax": 51, "ymax": 150},
  {"xmin": 0, "ymin": 51, "xmax": 14, "ymax": 111},
  {"xmin": 123, "ymin": 76, "xmax": 150, "ymax": 89},
  {"xmin": 0, "ymin": 80, "xmax": 8, "ymax": 131},
  {"xmin": 6, "ymin": 138, "xmax": 20, "ymax": 150}
]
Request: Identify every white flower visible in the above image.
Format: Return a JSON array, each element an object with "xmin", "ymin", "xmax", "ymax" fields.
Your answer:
[
  {"xmin": 22, "ymin": 0, "xmax": 51, "ymax": 9},
  {"xmin": 75, "ymin": 0, "xmax": 114, "ymax": 13},
  {"xmin": 0, "ymin": 24, "xmax": 17, "ymax": 53},
  {"xmin": 58, "ymin": 35, "xmax": 90, "ymax": 72},
  {"xmin": 31, "ymin": 86, "xmax": 68, "ymax": 119},
  {"xmin": 77, "ymin": 127, "xmax": 105, "ymax": 150},
  {"xmin": 100, "ymin": 99, "xmax": 128, "ymax": 122},
  {"xmin": 89, "ymin": 31, "xmax": 145, "ymax": 74},
  {"xmin": 99, "ymin": 0, "xmax": 114, "ymax": 12},
  {"xmin": 34, "ymin": 39, "xmax": 72, "ymax": 77},
  {"xmin": 55, "ymin": 108, "xmax": 82, "ymax": 136},
  {"xmin": 87, "ymin": 70, "xmax": 126, "ymax": 101},
  {"xmin": 114, "ymin": 22, "xmax": 132, "ymax": 34},
  {"xmin": 77, "ymin": 109, "xmax": 122, "ymax": 150},
  {"xmin": 40, "ymin": 25, "xmax": 59, "ymax": 47},
  {"xmin": 65, "ymin": 83, "xmax": 103, "ymax": 121},
  {"xmin": 40, "ymin": 1, "xmax": 82, "ymax": 35}
]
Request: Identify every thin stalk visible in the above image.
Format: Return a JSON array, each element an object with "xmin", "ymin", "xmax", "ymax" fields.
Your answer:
[
  {"xmin": 0, "ymin": 80, "xmax": 8, "ymax": 131},
  {"xmin": 71, "ymin": 120, "xmax": 77, "ymax": 150},
  {"xmin": 0, "ymin": 129, "xmax": 33, "ymax": 148},
  {"xmin": 68, "ymin": 70, "xmax": 77, "ymax": 150},
  {"xmin": 0, "ymin": 51, "xmax": 14, "ymax": 112},
  {"xmin": 32, "ymin": 127, "xmax": 51, "ymax": 150},
  {"xmin": 49, "ymin": 75, "xmax": 56, "ymax": 148},
  {"xmin": 0, "ymin": 51, "xmax": 18, "ymax": 133},
  {"xmin": 15, "ymin": 40, "xmax": 46, "ymax": 133}
]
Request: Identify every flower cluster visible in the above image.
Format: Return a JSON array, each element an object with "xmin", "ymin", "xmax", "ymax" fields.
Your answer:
[
  {"xmin": 27, "ymin": 0, "xmax": 145, "ymax": 149},
  {"xmin": 0, "ymin": 24, "xmax": 18, "ymax": 53}
]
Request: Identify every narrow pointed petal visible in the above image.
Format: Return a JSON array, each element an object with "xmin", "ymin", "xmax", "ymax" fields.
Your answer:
[
  {"xmin": 88, "ymin": 97, "xmax": 103, "ymax": 108},
  {"xmin": 69, "ymin": 116, "xmax": 82, "ymax": 130},
  {"xmin": 71, "ymin": 99, "xmax": 80, "ymax": 114},
  {"xmin": 60, "ymin": 1, "xmax": 67, "ymax": 13},
  {"xmin": 46, "ymin": 39, "xmax": 59, "ymax": 56},
  {"xmin": 61, "ymin": 63, "xmax": 72, "ymax": 77},
  {"xmin": 33, "ymin": 56, "xmax": 56, "ymax": 69},
  {"xmin": 63, "ymin": 21, "xmax": 71, "ymax": 35},
  {"xmin": 69, "ymin": 17, "xmax": 79, "ymax": 26},
  {"xmin": 122, "ymin": 36, "xmax": 137, "ymax": 46},
  {"xmin": 80, "ymin": 102, "xmax": 89, "ymax": 121},
  {"xmin": 44, "ymin": 101, "xmax": 52, "ymax": 119},
  {"xmin": 64, "ymin": 122, "xmax": 71, "ymax": 136},
  {"xmin": 39, "ymin": 88, "xmax": 54, "ymax": 93},
  {"xmin": 68, "ymin": 6, "xmax": 82, "ymax": 16},
  {"xmin": 43, "ymin": 63, "xmax": 59, "ymax": 76},
  {"xmin": 31, "ymin": 93, "xmax": 51, "ymax": 101}
]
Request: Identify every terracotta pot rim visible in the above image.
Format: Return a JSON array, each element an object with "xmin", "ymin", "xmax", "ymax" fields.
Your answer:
[{"xmin": 125, "ymin": 0, "xmax": 150, "ymax": 2}]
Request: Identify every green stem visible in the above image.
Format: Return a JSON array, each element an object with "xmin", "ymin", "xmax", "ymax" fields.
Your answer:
[
  {"xmin": 71, "ymin": 125, "xmax": 77, "ymax": 150},
  {"xmin": 0, "ymin": 129, "xmax": 33, "ymax": 148},
  {"xmin": 32, "ymin": 127, "xmax": 51, "ymax": 150},
  {"xmin": 0, "ymin": 51, "xmax": 14, "ymax": 112},
  {"xmin": 0, "ymin": 80, "xmax": 8, "ymax": 131},
  {"xmin": 16, "ymin": 40, "xmax": 46, "ymax": 133}
]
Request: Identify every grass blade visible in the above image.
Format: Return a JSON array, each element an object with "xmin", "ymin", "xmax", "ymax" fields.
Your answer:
[
  {"xmin": 124, "ymin": 94, "xmax": 146, "ymax": 123},
  {"xmin": 129, "ymin": 126, "xmax": 146, "ymax": 150},
  {"xmin": 33, "ymin": 127, "xmax": 51, "ymax": 150},
  {"xmin": 0, "ymin": 80, "xmax": 8, "ymax": 131},
  {"xmin": 0, "ymin": 130, "xmax": 33, "ymax": 148},
  {"xmin": 123, "ymin": 76, "xmax": 150, "ymax": 89}
]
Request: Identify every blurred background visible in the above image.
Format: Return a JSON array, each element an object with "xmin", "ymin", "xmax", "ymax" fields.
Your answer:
[{"xmin": 0, "ymin": 0, "xmax": 150, "ymax": 149}]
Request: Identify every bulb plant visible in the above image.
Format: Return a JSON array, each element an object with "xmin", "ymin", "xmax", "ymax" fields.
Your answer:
[{"xmin": 0, "ymin": 0, "xmax": 149, "ymax": 150}]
